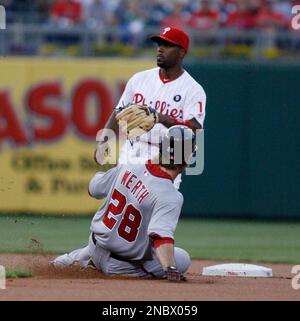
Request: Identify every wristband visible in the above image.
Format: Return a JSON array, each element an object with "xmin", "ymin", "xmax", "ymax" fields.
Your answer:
[{"xmin": 173, "ymin": 119, "xmax": 192, "ymax": 128}]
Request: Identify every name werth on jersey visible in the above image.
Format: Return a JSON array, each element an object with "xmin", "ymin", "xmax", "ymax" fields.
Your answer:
[
  {"xmin": 121, "ymin": 170, "xmax": 150, "ymax": 204},
  {"xmin": 133, "ymin": 93, "xmax": 183, "ymax": 119}
]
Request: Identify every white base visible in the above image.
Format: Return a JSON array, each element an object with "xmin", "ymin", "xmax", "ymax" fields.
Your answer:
[{"xmin": 202, "ymin": 263, "xmax": 272, "ymax": 278}]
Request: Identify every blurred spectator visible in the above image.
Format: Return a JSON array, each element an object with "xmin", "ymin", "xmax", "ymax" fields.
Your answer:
[
  {"xmin": 50, "ymin": 0, "xmax": 83, "ymax": 27},
  {"xmin": 113, "ymin": 0, "xmax": 147, "ymax": 45},
  {"xmin": 219, "ymin": 0, "xmax": 238, "ymax": 25},
  {"xmin": 46, "ymin": 0, "xmax": 84, "ymax": 47},
  {"xmin": 256, "ymin": 0, "xmax": 288, "ymax": 30},
  {"xmin": 2, "ymin": 0, "xmax": 36, "ymax": 13},
  {"xmin": 145, "ymin": 0, "xmax": 173, "ymax": 27},
  {"xmin": 1, "ymin": 0, "xmax": 299, "ymax": 57},
  {"xmin": 83, "ymin": 0, "xmax": 113, "ymax": 30},
  {"xmin": 255, "ymin": 0, "xmax": 289, "ymax": 52},
  {"xmin": 274, "ymin": 0, "xmax": 293, "ymax": 19},
  {"xmin": 127, "ymin": 0, "xmax": 147, "ymax": 37},
  {"xmin": 226, "ymin": 0, "xmax": 260, "ymax": 29},
  {"xmin": 3, "ymin": 0, "xmax": 38, "ymax": 23},
  {"xmin": 36, "ymin": 0, "xmax": 53, "ymax": 23},
  {"xmin": 188, "ymin": 0, "xmax": 220, "ymax": 30},
  {"xmin": 161, "ymin": 0, "xmax": 190, "ymax": 29}
]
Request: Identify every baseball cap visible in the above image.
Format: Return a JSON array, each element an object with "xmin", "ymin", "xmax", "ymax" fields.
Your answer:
[{"xmin": 150, "ymin": 27, "xmax": 190, "ymax": 52}]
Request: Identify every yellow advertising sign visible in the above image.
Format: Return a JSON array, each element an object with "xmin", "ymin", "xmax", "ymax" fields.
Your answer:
[{"xmin": 0, "ymin": 57, "xmax": 154, "ymax": 214}]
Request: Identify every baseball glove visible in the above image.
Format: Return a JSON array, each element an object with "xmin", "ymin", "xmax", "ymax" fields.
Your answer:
[{"xmin": 115, "ymin": 104, "xmax": 159, "ymax": 139}]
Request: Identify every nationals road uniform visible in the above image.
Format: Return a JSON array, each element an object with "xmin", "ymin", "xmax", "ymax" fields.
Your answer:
[
  {"xmin": 88, "ymin": 162, "xmax": 186, "ymax": 276},
  {"xmin": 117, "ymin": 67, "xmax": 206, "ymax": 187}
]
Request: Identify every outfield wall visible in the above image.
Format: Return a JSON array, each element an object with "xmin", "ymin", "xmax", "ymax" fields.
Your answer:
[
  {"xmin": 0, "ymin": 58, "xmax": 299, "ymax": 218},
  {"xmin": 0, "ymin": 58, "xmax": 154, "ymax": 214},
  {"xmin": 182, "ymin": 61, "xmax": 300, "ymax": 218}
]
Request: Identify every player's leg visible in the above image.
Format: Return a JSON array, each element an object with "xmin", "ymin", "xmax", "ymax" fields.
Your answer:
[
  {"xmin": 88, "ymin": 234, "xmax": 145, "ymax": 275},
  {"xmin": 99, "ymin": 247, "xmax": 191, "ymax": 278},
  {"xmin": 86, "ymin": 246, "xmax": 190, "ymax": 279},
  {"xmin": 51, "ymin": 245, "xmax": 91, "ymax": 267},
  {"xmin": 100, "ymin": 247, "xmax": 191, "ymax": 278},
  {"xmin": 51, "ymin": 238, "xmax": 92, "ymax": 268},
  {"xmin": 141, "ymin": 247, "xmax": 191, "ymax": 278}
]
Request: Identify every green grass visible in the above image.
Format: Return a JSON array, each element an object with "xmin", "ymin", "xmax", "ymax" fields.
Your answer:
[
  {"xmin": 0, "ymin": 215, "xmax": 299, "ymax": 264},
  {"xmin": 175, "ymin": 219, "xmax": 300, "ymax": 264},
  {"xmin": 0, "ymin": 215, "xmax": 91, "ymax": 254},
  {"xmin": 5, "ymin": 269, "xmax": 32, "ymax": 279}
]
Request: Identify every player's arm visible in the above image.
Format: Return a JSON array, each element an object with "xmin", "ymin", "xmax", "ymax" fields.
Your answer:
[
  {"xmin": 96, "ymin": 110, "xmax": 119, "ymax": 144},
  {"xmin": 95, "ymin": 75, "xmax": 135, "ymax": 165},
  {"xmin": 152, "ymin": 236, "xmax": 176, "ymax": 270},
  {"xmin": 94, "ymin": 110, "xmax": 120, "ymax": 166},
  {"xmin": 158, "ymin": 114, "xmax": 202, "ymax": 131},
  {"xmin": 151, "ymin": 235, "xmax": 185, "ymax": 282},
  {"xmin": 88, "ymin": 165, "xmax": 119, "ymax": 199},
  {"xmin": 156, "ymin": 85, "xmax": 206, "ymax": 132},
  {"xmin": 181, "ymin": 89, "xmax": 206, "ymax": 132},
  {"xmin": 148, "ymin": 193, "xmax": 185, "ymax": 281}
]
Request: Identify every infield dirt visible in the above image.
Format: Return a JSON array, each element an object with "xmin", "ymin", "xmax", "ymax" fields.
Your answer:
[{"xmin": 0, "ymin": 254, "xmax": 299, "ymax": 301}]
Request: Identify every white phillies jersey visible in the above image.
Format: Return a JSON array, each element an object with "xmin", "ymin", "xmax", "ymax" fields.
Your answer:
[
  {"xmin": 117, "ymin": 67, "xmax": 206, "ymax": 165},
  {"xmin": 89, "ymin": 162, "xmax": 183, "ymax": 261}
]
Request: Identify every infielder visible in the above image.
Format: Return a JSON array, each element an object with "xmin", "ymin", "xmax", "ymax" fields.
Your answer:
[
  {"xmin": 95, "ymin": 26, "xmax": 206, "ymax": 189},
  {"xmin": 52, "ymin": 126, "xmax": 196, "ymax": 281}
]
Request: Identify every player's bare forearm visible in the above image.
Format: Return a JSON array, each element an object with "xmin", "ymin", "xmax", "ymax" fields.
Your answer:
[
  {"xmin": 158, "ymin": 114, "xmax": 202, "ymax": 132},
  {"xmin": 154, "ymin": 243, "xmax": 176, "ymax": 271},
  {"xmin": 94, "ymin": 110, "xmax": 120, "ymax": 166},
  {"xmin": 97, "ymin": 110, "xmax": 119, "ymax": 143}
]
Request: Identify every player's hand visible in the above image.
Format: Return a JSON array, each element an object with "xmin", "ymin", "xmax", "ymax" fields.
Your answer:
[
  {"xmin": 164, "ymin": 266, "xmax": 186, "ymax": 282},
  {"xmin": 94, "ymin": 141, "xmax": 111, "ymax": 165}
]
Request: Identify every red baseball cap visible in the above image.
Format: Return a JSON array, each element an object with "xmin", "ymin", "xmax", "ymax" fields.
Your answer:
[{"xmin": 150, "ymin": 27, "xmax": 190, "ymax": 52}]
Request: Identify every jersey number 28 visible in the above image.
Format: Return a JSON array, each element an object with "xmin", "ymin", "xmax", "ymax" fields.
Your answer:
[{"xmin": 102, "ymin": 189, "xmax": 142, "ymax": 242}]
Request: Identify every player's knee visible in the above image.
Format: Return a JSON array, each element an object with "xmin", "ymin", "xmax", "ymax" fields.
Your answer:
[{"xmin": 174, "ymin": 247, "xmax": 191, "ymax": 274}]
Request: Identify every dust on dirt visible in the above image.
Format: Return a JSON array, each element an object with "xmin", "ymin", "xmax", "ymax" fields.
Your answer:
[{"xmin": 0, "ymin": 253, "xmax": 299, "ymax": 301}]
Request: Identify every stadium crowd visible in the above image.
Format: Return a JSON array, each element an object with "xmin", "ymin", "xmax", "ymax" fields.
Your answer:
[
  {"xmin": 1, "ymin": 0, "xmax": 299, "ymax": 56},
  {"xmin": 1, "ymin": 0, "xmax": 297, "ymax": 31}
]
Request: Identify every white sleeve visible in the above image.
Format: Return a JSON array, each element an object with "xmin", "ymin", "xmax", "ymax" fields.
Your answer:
[
  {"xmin": 183, "ymin": 87, "xmax": 206, "ymax": 127},
  {"xmin": 88, "ymin": 165, "xmax": 119, "ymax": 199},
  {"xmin": 147, "ymin": 194, "xmax": 183, "ymax": 239},
  {"xmin": 115, "ymin": 74, "xmax": 136, "ymax": 109}
]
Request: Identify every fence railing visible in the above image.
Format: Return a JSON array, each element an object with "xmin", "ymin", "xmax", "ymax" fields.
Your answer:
[{"xmin": 0, "ymin": 24, "xmax": 300, "ymax": 59}]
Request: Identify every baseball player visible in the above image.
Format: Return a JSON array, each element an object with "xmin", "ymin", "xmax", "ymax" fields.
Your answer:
[
  {"xmin": 96, "ymin": 26, "xmax": 206, "ymax": 189},
  {"xmin": 51, "ymin": 27, "xmax": 206, "ymax": 270},
  {"xmin": 52, "ymin": 126, "xmax": 195, "ymax": 281}
]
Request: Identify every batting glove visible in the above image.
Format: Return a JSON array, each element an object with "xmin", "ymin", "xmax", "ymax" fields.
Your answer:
[{"xmin": 164, "ymin": 266, "xmax": 186, "ymax": 282}]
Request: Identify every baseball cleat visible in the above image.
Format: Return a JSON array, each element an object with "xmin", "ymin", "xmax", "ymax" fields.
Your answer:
[{"xmin": 50, "ymin": 253, "xmax": 75, "ymax": 268}]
